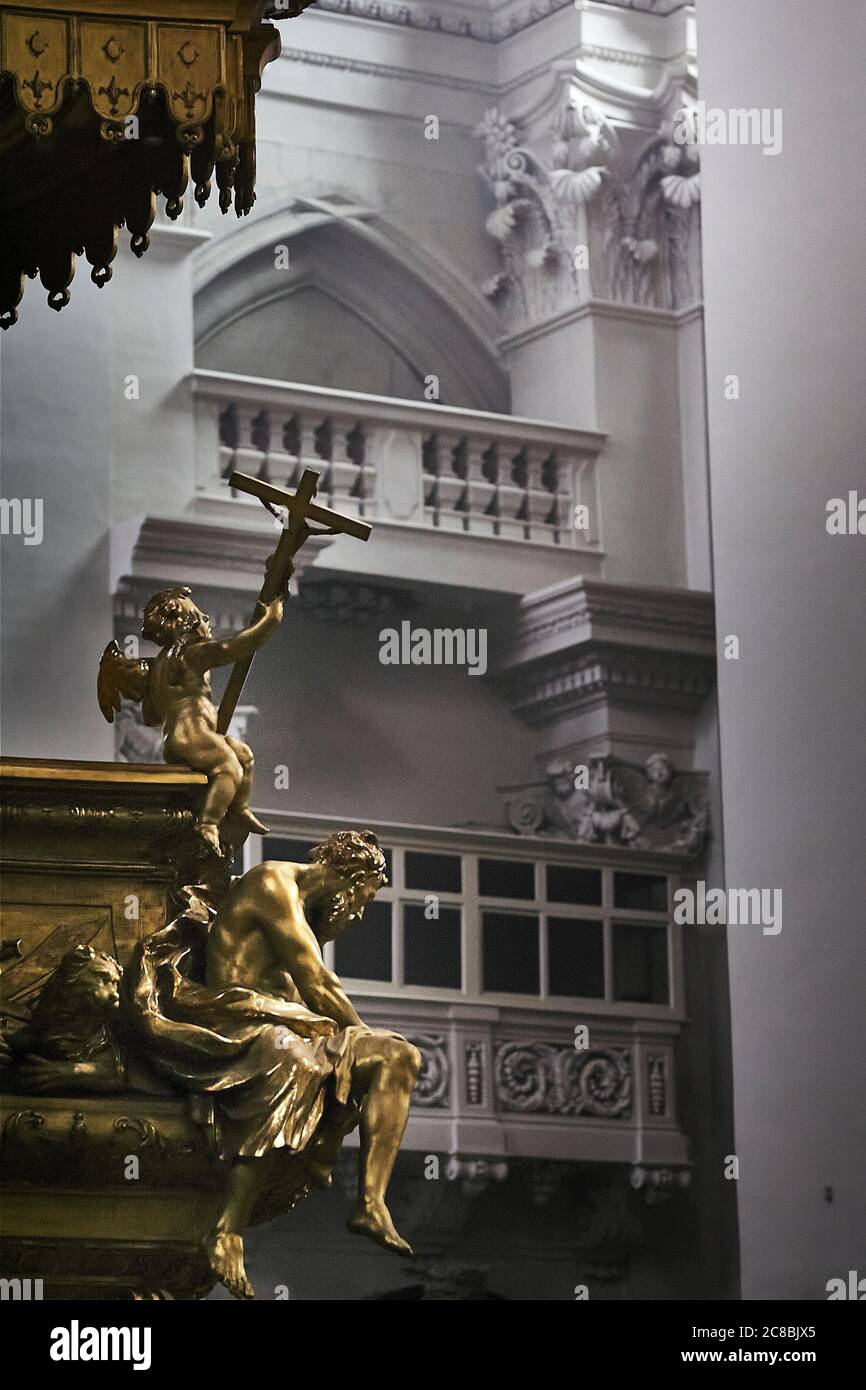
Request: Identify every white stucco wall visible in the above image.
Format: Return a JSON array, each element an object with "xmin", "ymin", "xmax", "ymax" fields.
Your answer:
[{"xmin": 699, "ymin": 0, "xmax": 866, "ymax": 1300}]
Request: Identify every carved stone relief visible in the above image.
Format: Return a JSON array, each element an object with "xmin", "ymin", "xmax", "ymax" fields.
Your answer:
[
  {"xmin": 494, "ymin": 1042, "xmax": 632, "ymax": 1118},
  {"xmin": 476, "ymin": 90, "xmax": 701, "ymax": 328}
]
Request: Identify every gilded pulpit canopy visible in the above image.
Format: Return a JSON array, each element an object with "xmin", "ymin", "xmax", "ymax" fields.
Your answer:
[{"xmin": 0, "ymin": 1, "xmax": 315, "ymax": 327}]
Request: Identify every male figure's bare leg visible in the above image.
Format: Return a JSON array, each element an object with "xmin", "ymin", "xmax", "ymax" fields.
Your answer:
[
  {"xmin": 345, "ymin": 1035, "xmax": 421, "ymax": 1255},
  {"xmin": 206, "ymin": 1157, "xmax": 263, "ymax": 1299},
  {"xmin": 224, "ymin": 737, "xmax": 269, "ymax": 836},
  {"xmin": 303, "ymin": 1101, "xmax": 361, "ymax": 1189}
]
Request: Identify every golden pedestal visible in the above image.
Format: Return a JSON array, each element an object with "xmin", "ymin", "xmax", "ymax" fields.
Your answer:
[{"xmin": 0, "ymin": 757, "xmax": 228, "ymax": 1299}]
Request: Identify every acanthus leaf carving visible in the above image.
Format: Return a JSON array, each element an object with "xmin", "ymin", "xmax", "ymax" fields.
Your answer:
[{"xmin": 476, "ymin": 89, "xmax": 702, "ymax": 328}]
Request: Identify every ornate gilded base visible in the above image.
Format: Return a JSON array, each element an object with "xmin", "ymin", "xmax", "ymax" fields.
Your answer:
[
  {"xmin": 0, "ymin": 758, "xmax": 226, "ymax": 1298},
  {"xmin": 1, "ymin": 1094, "xmax": 225, "ymax": 1299}
]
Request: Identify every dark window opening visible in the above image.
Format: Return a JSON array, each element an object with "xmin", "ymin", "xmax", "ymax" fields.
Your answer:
[
  {"xmin": 612, "ymin": 923, "xmax": 668, "ymax": 1004},
  {"xmin": 482, "ymin": 911, "xmax": 539, "ymax": 994},
  {"xmin": 479, "ymin": 858, "xmax": 535, "ymax": 901},
  {"xmin": 548, "ymin": 918, "xmax": 605, "ymax": 998},
  {"xmin": 334, "ymin": 899, "xmax": 392, "ymax": 981},
  {"xmin": 403, "ymin": 903, "xmax": 462, "ymax": 989}
]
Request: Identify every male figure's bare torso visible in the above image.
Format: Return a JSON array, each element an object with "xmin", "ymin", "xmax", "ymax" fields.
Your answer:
[{"xmin": 206, "ymin": 861, "xmax": 311, "ymax": 1004}]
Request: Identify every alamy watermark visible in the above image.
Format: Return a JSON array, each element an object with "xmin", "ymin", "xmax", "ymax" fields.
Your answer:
[
  {"xmin": 49, "ymin": 1321, "xmax": 151, "ymax": 1370},
  {"xmin": 0, "ymin": 497, "xmax": 43, "ymax": 545},
  {"xmin": 673, "ymin": 881, "xmax": 782, "ymax": 935},
  {"xmin": 379, "ymin": 622, "xmax": 487, "ymax": 676},
  {"xmin": 674, "ymin": 101, "xmax": 783, "ymax": 157}
]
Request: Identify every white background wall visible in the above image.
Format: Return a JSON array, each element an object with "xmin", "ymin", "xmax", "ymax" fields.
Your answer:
[{"xmin": 699, "ymin": 0, "xmax": 866, "ymax": 1299}]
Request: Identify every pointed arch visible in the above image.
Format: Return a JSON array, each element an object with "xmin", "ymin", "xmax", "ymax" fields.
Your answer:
[{"xmin": 193, "ymin": 199, "xmax": 509, "ymax": 412}]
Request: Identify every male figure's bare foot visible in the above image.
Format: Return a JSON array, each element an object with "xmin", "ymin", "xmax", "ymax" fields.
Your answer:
[
  {"xmin": 347, "ymin": 1199, "xmax": 413, "ymax": 1256},
  {"xmin": 198, "ymin": 822, "xmax": 224, "ymax": 857},
  {"xmin": 207, "ymin": 1232, "xmax": 255, "ymax": 1299}
]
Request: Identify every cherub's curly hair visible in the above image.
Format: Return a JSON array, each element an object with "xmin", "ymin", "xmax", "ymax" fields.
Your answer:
[
  {"xmin": 311, "ymin": 829, "xmax": 387, "ymax": 882},
  {"xmin": 141, "ymin": 587, "xmax": 205, "ymax": 647}
]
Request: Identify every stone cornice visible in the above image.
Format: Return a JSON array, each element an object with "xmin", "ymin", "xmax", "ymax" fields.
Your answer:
[
  {"xmin": 495, "ymin": 576, "xmax": 716, "ymax": 725},
  {"xmin": 293, "ymin": 0, "xmax": 689, "ymax": 46},
  {"xmin": 305, "ymin": 0, "xmax": 573, "ymax": 44},
  {"xmin": 510, "ymin": 575, "xmax": 716, "ymax": 655},
  {"xmin": 281, "ymin": 44, "xmax": 498, "ymax": 91},
  {"xmin": 501, "ymin": 648, "xmax": 716, "ymax": 726},
  {"xmin": 499, "ymin": 299, "xmax": 703, "ymax": 352},
  {"xmin": 110, "ymin": 512, "xmax": 333, "ymax": 600}
]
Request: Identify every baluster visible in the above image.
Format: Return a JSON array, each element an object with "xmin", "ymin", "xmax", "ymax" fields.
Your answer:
[
  {"xmin": 217, "ymin": 401, "xmax": 238, "ymax": 483},
  {"xmin": 422, "ymin": 433, "xmax": 440, "ymax": 526},
  {"xmin": 496, "ymin": 441, "xmax": 527, "ymax": 539},
  {"xmin": 298, "ymin": 412, "xmax": 319, "ymax": 469},
  {"xmin": 228, "ymin": 403, "xmax": 269, "ymax": 489},
  {"xmin": 250, "ymin": 409, "xmax": 271, "ymax": 481},
  {"xmin": 281, "ymin": 415, "xmax": 302, "ymax": 487},
  {"xmin": 329, "ymin": 416, "xmax": 364, "ymax": 517},
  {"xmin": 462, "ymin": 436, "xmax": 497, "ymax": 535},
  {"xmin": 349, "ymin": 421, "xmax": 376, "ymax": 517},
  {"xmin": 434, "ymin": 432, "xmax": 469, "ymax": 531},
  {"xmin": 541, "ymin": 452, "xmax": 572, "ymax": 544},
  {"xmin": 524, "ymin": 443, "xmax": 557, "ymax": 543},
  {"xmin": 312, "ymin": 416, "xmax": 333, "ymax": 498},
  {"xmin": 261, "ymin": 409, "xmax": 295, "ymax": 489}
]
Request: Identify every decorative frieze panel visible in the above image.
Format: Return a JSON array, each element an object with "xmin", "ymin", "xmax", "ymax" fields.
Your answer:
[
  {"xmin": 494, "ymin": 1042, "xmax": 632, "ymax": 1119},
  {"xmin": 502, "ymin": 752, "xmax": 709, "ymax": 856}
]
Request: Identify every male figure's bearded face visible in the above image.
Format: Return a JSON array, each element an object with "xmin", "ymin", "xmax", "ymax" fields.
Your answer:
[{"xmin": 319, "ymin": 870, "xmax": 386, "ymax": 941}]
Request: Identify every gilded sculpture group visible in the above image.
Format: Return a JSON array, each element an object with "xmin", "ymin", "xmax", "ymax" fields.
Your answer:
[{"xmin": 4, "ymin": 478, "xmax": 420, "ymax": 1300}]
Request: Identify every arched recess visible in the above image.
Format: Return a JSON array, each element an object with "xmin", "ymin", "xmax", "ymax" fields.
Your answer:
[{"xmin": 193, "ymin": 201, "xmax": 510, "ymax": 413}]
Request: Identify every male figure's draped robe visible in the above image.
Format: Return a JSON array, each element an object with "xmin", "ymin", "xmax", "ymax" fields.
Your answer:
[{"xmin": 125, "ymin": 908, "xmax": 370, "ymax": 1218}]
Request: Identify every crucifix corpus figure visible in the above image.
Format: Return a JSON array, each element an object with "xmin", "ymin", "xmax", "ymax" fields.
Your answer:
[{"xmin": 97, "ymin": 470, "xmax": 371, "ymax": 855}]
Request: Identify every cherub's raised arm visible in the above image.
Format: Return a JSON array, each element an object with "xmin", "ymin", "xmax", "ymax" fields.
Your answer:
[
  {"xmin": 186, "ymin": 597, "xmax": 283, "ymax": 675},
  {"xmin": 259, "ymin": 875, "xmax": 365, "ymax": 1030}
]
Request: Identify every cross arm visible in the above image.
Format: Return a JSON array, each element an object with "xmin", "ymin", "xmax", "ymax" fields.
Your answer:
[{"xmin": 228, "ymin": 471, "xmax": 372, "ymax": 542}]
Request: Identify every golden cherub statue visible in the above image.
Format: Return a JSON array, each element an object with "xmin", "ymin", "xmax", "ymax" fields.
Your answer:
[
  {"xmin": 97, "ymin": 585, "xmax": 285, "ymax": 854},
  {"xmin": 97, "ymin": 468, "xmax": 373, "ymax": 856}
]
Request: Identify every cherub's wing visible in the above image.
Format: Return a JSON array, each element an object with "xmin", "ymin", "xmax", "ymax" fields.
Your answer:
[{"xmin": 97, "ymin": 640, "xmax": 150, "ymax": 724}]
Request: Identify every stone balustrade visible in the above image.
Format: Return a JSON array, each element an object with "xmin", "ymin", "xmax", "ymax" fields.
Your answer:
[{"xmin": 191, "ymin": 369, "xmax": 604, "ymax": 549}]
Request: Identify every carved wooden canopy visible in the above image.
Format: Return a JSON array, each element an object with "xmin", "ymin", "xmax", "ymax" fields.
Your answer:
[{"xmin": 0, "ymin": 1, "xmax": 312, "ymax": 327}]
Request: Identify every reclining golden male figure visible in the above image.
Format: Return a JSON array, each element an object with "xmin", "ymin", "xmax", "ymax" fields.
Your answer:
[
  {"xmin": 127, "ymin": 830, "xmax": 421, "ymax": 1299},
  {"xmin": 97, "ymin": 585, "xmax": 286, "ymax": 855}
]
